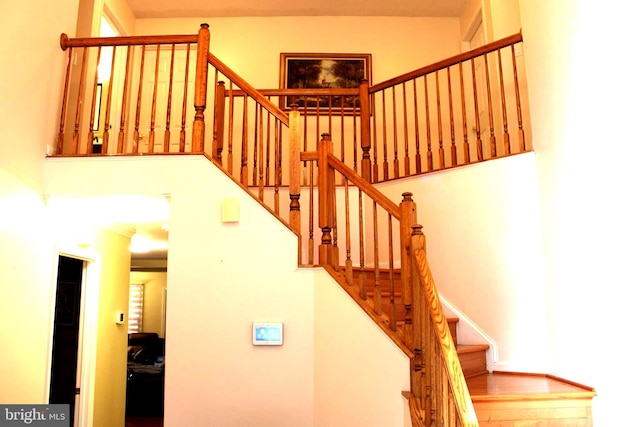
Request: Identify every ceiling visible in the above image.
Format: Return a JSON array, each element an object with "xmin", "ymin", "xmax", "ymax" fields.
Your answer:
[{"xmin": 125, "ymin": 0, "xmax": 467, "ymax": 19}]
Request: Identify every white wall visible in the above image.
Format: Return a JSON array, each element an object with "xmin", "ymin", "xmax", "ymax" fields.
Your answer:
[
  {"xmin": 44, "ymin": 155, "xmax": 409, "ymax": 426},
  {"xmin": 314, "ymin": 268, "xmax": 410, "ymax": 427},
  {"xmin": 376, "ymin": 153, "xmax": 549, "ymax": 373},
  {"xmin": 0, "ymin": 0, "xmax": 79, "ymax": 404},
  {"xmin": 519, "ymin": 1, "xmax": 640, "ymax": 425}
]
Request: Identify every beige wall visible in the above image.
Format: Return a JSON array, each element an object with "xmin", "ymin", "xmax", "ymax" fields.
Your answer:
[
  {"xmin": 519, "ymin": 0, "xmax": 639, "ymax": 425},
  {"xmin": 92, "ymin": 226, "xmax": 132, "ymax": 426},
  {"xmin": 0, "ymin": 0, "xmax": 78, "ymax": 405}
]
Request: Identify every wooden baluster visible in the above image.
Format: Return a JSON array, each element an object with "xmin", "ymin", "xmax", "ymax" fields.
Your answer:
[
  {"xmin": 288, "ymin": 107, "xmax": 302, "ymax": 254},
  {"xmin": 359, "ymin": 80, "xmax": 372, "ymax": 183},
  {"xmin": 302, "ymin": 97, "xmax": 309, "ymax": 186},
  {"xmin": 132, "ymin": 46, "xmax": 146, "ymax": 153},
  {"xmin": 447, "ymin": 67, "xmax": 457, "ymax": 166},
  {"xmin": 412, "ymin": 79, "xmax": 422, "ymax": 174},
  {"xmin": 343, "ymin": 178, "xmax": 353, "ymax": 286},
  {"xmin": 435, "ymin": 71, "xmax": 445, "ymax": 168},
  {"xmin": 352, "ymin": 99, "xmax": 358, "ymax": 173},
  {"xmin": 371, "ymin": 93, "xmax": 379, "ymax": 183},
  {"xmin": 252, "ymin": 105, "xmax": 258, "ymax": 186},
  {"xmin": 274, "ymin": 119, "xmax": 282, "ymax": 216},
  {"xmin": 330, "ymin": 162, "xmax": 338, "ymax": 270},
  {"xmin": 372, "ymin": 201, "xmax": 382, "ymax": 315},
  {"xmin": 497, "ymin": 49, "xmax": 510, "ymax": 156},
  {"xmin": 86, "ymin": 46, "xmax": 101, "ymax": 154},
  {"xmin": 71, "ymin": 47, "xmax": 89, "ymax": 154},
  {"xmin": 179, "ymin": 44, "xmax": 191, "ymax": 153},
  {"xmin": 459, "ymin": 62, "xmax": 470, "ymax": 164},
  {"xmin": 213, "ymin": 81, "xmax": 226, "ymax": 163},
  {"xmin": 391, "ymin": 86, "xmax": 400, "ymax": 178},
  {"xmin": 340, "ymin": 96, "xmax": 345, "ymax": 167},
  {"xmin": 147, "ymin": 44, "xmax": 161, "ymax": 154},
  {"xmin": 308, "ymin": 165, "xmax": 315, "ymax": 265},
  {"xmin": 401, "ymin": 193, "xmax": 416, "ymax": 349},
  {"xmin": 423, "ymin": 75, "xmax": 433, "ymax": 171},
  {"xmin": 257, "ymin": 106, "xmax": 264, "ymax": 201},
  {"xmin": 483, "ymin": 54, "xmax": 497, "ymax": 158},
  {"xmin": 402, "ymin": 82, "xmax": 410, "ymax": 176},
  {"xmin": 192, "ymin": 23, "xmax": 210, "ymax": 153},
  {"xmin": 470, "ymin": 57, "xmax": 483, "ymax": 161},
  {"xmin": 381, "ymin": 90, "xmax": 389, "ymax": 180},
  {"xmin": 265, "ymin": 105, "xmax": 272, "ymax": 187},
  {"xmin": 358, "ymin": 189, "xmax": 367, "ymax": 299},
  {"xmin": 117, "ymin": 46, "xmax": 133, "ymax": 154},
  {"xmin": 56, "ymin": 44, "xmax": 73, "ymax": 154},
  {"xmin": 240, "ymin": 94, "xmax": 248, "ymax": 186},
  {"xmin": 227, "ymin": 81, "xmax": 235, "ymax": 173},
  {"xmin": 511, "ymin": 44, "xmax": 526, "ymax": 152},
  {"xmin": 163, "ymin": 44, "xmax": 176, "ymax": 153},
  {"xmin": 101, "ymin": 45, "xmax": 118, "ymax": 154},
  {"xmin": 388, "ymin": 213, "xmax": 397, "ymax": 331}
]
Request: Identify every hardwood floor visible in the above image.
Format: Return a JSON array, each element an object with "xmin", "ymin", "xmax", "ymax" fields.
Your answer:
[
  {"xmin": 466, "ymin": 372, "xmax": 596, "ymax": 426},
  {"xmin": 125, "ymin": 416, "xmax": 163, "ymax": 427}
]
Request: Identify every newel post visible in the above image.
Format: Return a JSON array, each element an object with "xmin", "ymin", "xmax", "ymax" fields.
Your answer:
[
  {"xmin": 192, "ymin": 23, "xmax": 210, "ymax": 153},
  {"xmin": 400, "ymin": 192, "xmax": 417, "ymax": 349},
  {"xmin": 318, "ymin": 133, "xmax": 335, "ymax": 267},
  {"xmin": 359, "ymin": 80, "xmax": 372, "ymax": 183},
  {"xmin": 410, "ymin": 224, "xmax": 427, "ymax": 405},
  {"xmin": 289, "ymin": 105, "xmax": 302, "ymax": 263}
]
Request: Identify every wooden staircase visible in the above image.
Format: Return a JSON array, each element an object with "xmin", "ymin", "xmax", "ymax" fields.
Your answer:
[{"xmin": 341, "ymin": 266, "xmax": 596, "ymax": 426}]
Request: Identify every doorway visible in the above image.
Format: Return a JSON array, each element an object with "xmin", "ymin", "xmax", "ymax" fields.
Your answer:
[{"xmin": 49, "ymin": 255, "xmax": 84, "ymax": 426}]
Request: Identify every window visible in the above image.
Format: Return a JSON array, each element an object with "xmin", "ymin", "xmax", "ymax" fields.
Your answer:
[{"xmin": 128, "ymin": 283, "xmax": 144, "ymax": 333}]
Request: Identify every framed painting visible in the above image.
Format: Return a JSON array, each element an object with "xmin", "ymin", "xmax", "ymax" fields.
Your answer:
[{"xmin": 279, "ymin": 53, "xmax": 372, "ymax": 112}]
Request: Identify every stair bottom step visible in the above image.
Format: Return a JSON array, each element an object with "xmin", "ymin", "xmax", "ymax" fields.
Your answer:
[{"xmin": 467, "ymin": 372, "xmax": 596, "ymax": 426}]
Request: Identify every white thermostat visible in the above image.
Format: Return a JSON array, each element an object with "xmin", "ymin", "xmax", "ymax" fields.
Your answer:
[{"xmin": 252, "ymin": 322, "xmax": 283, "ymax": 346}]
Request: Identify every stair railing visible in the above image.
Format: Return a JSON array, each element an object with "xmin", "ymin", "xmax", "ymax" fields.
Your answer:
[
  {"xmin": 406, "ymin": 225, "xmax": 478, "ymax": 427},
  {"xmin": 363, "ymin": 32, "xmax": 528, "ymax": 182}
]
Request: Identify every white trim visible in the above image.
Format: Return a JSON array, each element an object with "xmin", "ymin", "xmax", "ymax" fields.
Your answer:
[
  {"xmin": 47, "ymin": 245, "xmax": 101, "ymax": 427},
  {"xmin": 439, "ymin": 294, "xmax": 498, "ymax": 372}
]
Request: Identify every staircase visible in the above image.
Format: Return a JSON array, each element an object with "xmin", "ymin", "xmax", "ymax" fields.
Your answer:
[
  {"xmin": 53, "ymin": 25, "xmax": 596, "ymax": 426},
  {"xmin": 332, "ymin": 265, "xmax": 595, "ymax": 426}
]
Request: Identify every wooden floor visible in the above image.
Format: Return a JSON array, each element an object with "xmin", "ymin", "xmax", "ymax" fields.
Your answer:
[
  {"xmin": 125, "ymin": 416, "xmax": 163, "ymax": 427},
  {"xmin": 466, "ymin": 371, "xmax": 595, "ymax": 399},
  {"xmin": 466, "ymin": 372, "xmax": 596, "ymax": 426}
]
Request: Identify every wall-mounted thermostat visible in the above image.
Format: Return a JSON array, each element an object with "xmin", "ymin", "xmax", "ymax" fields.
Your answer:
[
  {"xmin": 252, "ymin": 322, "xmax": 283, "ymax": 346},
  {"xmin": 115, "ymin": 311, "xmax": 125, "ymax": 324}
]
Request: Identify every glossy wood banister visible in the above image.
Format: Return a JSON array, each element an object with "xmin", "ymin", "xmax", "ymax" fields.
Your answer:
[
  {"xmin": 207, "ymin": 53, "xmax": 289, "ymax": 124},
  {"xmin": 327, "ymin": 153, "xmax": 401, "ymax": 219},
  {"xmin": 60, "ymin": 33, "xmax": 198, "ymax": 50}
]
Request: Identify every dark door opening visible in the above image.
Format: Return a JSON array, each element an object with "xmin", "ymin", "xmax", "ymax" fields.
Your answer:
[{"xmin": 49, "ymin": 255, "xmax": 84, "ymax": 426}]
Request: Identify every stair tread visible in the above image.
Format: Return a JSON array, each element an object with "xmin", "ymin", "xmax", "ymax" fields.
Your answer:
[
  {"xmin": 466, "ymin": 372, "xmax": 596, "ymax": 400},
  {"xmin": 456, "ymin": 344, "xmax": 490, "ymax": 354}
]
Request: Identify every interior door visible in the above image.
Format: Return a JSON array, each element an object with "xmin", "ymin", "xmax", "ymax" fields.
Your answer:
[{"xmin": 49, "ymin": 256, "xmax": 84, "ymax": 426}]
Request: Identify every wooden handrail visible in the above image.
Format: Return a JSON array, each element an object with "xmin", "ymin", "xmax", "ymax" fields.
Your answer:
[
  {"xmin": 327, "ymin": 153, "xmax": 400, "ymax": 219},
  {"xmin": 370, "ymin": 32, "xmax": 523, "ymax": 92},
  {"xmin": 412, "ymin": 226, "xmax": 478, "ymax": 427},
  {"xmin": 207, "ymin": 53, "xmax": 289, "ymax": 125},
  {"xmin": 60, "ymin": 33, "xmax": 198, "ymax": 50}
]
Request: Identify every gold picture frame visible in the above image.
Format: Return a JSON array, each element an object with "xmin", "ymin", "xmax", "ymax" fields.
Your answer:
[{"xmin": 279, "ymin": 52, "xmax": 372, "ymax": 112}]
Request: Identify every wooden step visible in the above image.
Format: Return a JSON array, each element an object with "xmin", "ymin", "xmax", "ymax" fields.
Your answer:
[
  {"xmin": 466, "ymin": 372, "xmax": 596, "ymax": 426},
  {"xmin": 457, "ymin": 344, "xmax": 490, "ymax": 378}
]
